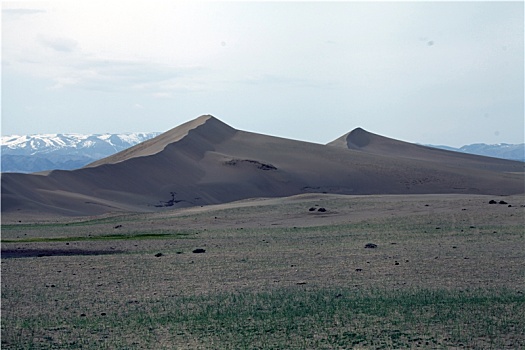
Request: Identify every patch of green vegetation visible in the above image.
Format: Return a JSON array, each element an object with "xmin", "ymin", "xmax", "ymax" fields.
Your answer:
[
  {"xmin": 2, "ymin": 287, "xmax": 523, "ymax": 349},
  {"xmin": 1, "ymin": 231, "xmax": 195, "ymax": 243},
  {"xmin": 0, "ymin": 212, "xmax": 156, "ymax": 231}
]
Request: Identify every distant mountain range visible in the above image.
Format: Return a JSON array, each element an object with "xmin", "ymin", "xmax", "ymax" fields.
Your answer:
[
  {"xmin": 427, "ymin": 143, "xmax": 524, "ymax": 163},
  {"xmin": 1, "ymin": 132, "xmax": 160, "ymax": 173},
  {"xmin": 1, "ymin": 131, "xmax": 523, "ymax": 173}
]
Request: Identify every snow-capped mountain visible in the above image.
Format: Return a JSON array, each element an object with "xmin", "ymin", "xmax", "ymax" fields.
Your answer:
[
  {"xmin": 428, "ymin": 143, "xmax": 524, "ymax": 162},
  {"xmin": 1, "ymin": 132, "xmax": 160, "ymax": 173}
]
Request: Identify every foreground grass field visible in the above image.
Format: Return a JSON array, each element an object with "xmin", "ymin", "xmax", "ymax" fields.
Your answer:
[
  {"xmin": 2, "ymin": 194, "xmax": 524, "ymax": 349},
  {"xmin": 3, "ymin": 287, "xmax": 523, "ymax": 349}
]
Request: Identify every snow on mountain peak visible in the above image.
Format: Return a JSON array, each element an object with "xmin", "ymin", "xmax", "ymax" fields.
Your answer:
[{"xmin": 2, "ymin": 132, "xmax": 160, "ymax": 151}]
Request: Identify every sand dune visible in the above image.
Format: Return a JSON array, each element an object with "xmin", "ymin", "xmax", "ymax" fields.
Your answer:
[
  {"xmin": 328, "ymin": 127, "xmax": 520, "ymax": 172},
  {"xmin": 2, "ymin": 115, "xmax": 524, "ymax": 217}
]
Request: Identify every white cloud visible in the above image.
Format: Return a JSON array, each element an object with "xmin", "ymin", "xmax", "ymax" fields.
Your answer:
[
  {"xmin": 38, "ymin": 36, "xmax": 78, "ymax": 53},
  {"xmin": 2, "ymin": 7, "xmax": 46, "ymax": 19}
]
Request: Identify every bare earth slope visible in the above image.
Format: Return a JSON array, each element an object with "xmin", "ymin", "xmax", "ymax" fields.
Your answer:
[{"xmin": 2, "ymin": 115, "xmax": 524, "ymax": 217}]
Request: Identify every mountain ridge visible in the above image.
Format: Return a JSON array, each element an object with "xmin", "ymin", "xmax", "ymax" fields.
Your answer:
[{"xmin": 2, "ymin": 131, "xmax": 160, "ymax": 173}]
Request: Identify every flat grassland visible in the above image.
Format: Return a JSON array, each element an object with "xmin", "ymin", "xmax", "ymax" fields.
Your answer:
[{"xmin": 2, "ymin": 194, "xmax": 524, "ymax": 349}]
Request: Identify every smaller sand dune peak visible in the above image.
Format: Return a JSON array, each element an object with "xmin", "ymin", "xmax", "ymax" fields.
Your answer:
[
  {"xmin": 86, "ymin": 115, "xmax": 236, "ymax": 168},
  {"xmin": 329, "ymin": 127, "xmax": 372, "ymax": 148},
  {"xmin": 327, "ymin": 127, "xmax": 524, "ymax": 172},
  {"xmin": 328, "ymin": 127, "xmax": 420, "ymax": 151}
]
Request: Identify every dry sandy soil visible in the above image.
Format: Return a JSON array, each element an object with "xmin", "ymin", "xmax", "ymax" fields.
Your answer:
[{"xmin": 3, "ymin": 193, "xmax": 524, "ymax": 292}]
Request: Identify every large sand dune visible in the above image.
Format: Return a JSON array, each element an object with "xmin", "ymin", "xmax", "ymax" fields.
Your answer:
[{"xmin": 2, "ymin": 115, "xmax": 524, "ymax": 217}]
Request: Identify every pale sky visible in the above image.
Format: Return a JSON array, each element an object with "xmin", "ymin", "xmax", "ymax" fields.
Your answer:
[{"xmin": 2, "ymin": 1, "xmax": 524, "ymax": 147}]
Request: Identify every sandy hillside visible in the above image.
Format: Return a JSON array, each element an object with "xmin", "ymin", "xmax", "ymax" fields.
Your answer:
[
  {"xmin": 328, "ymin": 127, "xmax": 522, "ymax": 171},
  {"xmin": 2, "ymin": 115, "xmax": 524, "ymax": 218}
]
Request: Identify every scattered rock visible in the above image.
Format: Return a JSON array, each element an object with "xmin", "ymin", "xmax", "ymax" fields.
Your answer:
[
  {"xmin": 489, "ymin": 200, "xmax": 497, "ymax": 204},
  {"xmin": 154, "ymin": 253, "xmax": 163, "ymax": 257},
  {"xmin": 114, "ymin": 225, "xmax": 122, "ymax": 229},
  {"xmin": 100, "ymin": 312, "xmax": 106, "ymax": 316},
  {"xmin": 364, "ymin": 243, "xmax": 377, "ymax": 249},
  {"xmin": 355, "ymin": 268, "xmax": 362, "ymax": 272},
  {"xmin": 394, "ymin": 261, "xmax": 399, "ymax": 265},
  {"xmin": 192, "ymin": 248, "xmax": 206, "ymax": 254},
  {"xmin": 80, "ymin": 313, "xmax": 86, "ymax": 317},
  {"xmin": 499, "ymin": 200, "xmax": 508, "ymax": 205},
  {"xmin": 317, "ymin": 207, "xmax": 326, "ymax": 212},
  {"xmin": 296, "ymin": 281, "xmax": 307, "ymax": 285},
  {"xmin": 308, "ymin": 207, "xmax": 316, "ymax": 211}
]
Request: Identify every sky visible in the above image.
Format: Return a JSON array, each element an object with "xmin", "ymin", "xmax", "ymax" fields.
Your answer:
[{"xmin": 2, "ymin": 1, "xmax": 524, "ymax": 147}]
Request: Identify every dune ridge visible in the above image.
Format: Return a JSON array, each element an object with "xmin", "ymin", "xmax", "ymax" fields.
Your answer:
[
  {"xmin": 86, "ymin": 115, "xmax": 235, "ymax": 167},
  {"xmin": 2, "ymin": 115, "xmax": 524, "ymax": 218}
]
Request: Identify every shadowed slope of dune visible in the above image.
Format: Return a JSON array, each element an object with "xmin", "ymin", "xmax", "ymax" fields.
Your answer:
[{"xmin": 2, "ymin": 116, "xmax": 524, "ymax": 217}]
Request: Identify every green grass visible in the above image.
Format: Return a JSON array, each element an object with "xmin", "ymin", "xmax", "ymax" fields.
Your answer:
[
  {"xmin": 1, "ymin": 216, "xmax": 131, "ymax": 230},
  {"xmin": 2, "ymin": 287, "xmax": 523, "ymax": 349},
  {"xmin": 1, "ymin": 231, "xmax": 195, "ymax": 243}
]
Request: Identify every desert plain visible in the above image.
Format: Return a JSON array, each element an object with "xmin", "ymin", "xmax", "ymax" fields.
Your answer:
[
  {"xmin": 2, "ymin": 115, "xmax": 525, "ymax": 349},
  {"xmin": 2, "ymin": 192, "xmax": 525, "ymax": 349}
]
